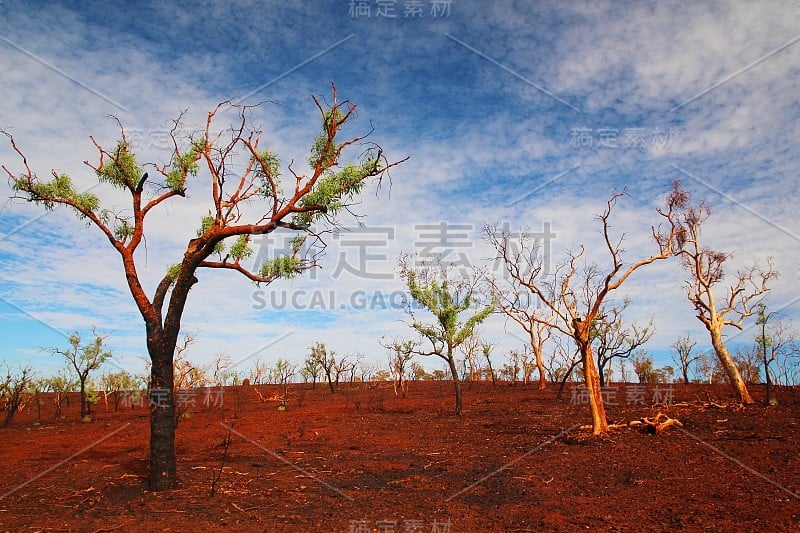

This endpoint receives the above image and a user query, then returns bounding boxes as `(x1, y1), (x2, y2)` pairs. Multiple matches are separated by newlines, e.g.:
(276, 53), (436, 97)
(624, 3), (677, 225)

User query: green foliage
(113, 219), (134, 241)
(196, 215), (225, 254)
(293, 159), (380, 228)
(166, 140), (203, 192)
(259, 255), (303, 279)
(98, 141), (142, 189)
(255, 148), (281, 198)
(13, 173), (100, 215)
(166, 264), (182, 285)
(229, 235), (253, 261)
(404, 268), (494, 359)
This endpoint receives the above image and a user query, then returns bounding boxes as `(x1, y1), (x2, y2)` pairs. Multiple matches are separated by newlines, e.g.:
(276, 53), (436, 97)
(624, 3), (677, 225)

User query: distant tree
(1, 364), (34, 427)
(458, 332), (484, 383)
(752, 303), (800, 402)
(4, 86), (403, 490)
(50, 331), (112, 419)
(44, 370), (76, 418)
(671, 335), (699, 384)
(674, 190), (777, 404)
(301, 352), (323, 388)
(631, 351), (655, 384)
(481, 342), (498, 386)
(210, 352), (234, 386)
(309, 342), (337, 394)
(400, 257), (494, 415)
(248, 358), (269, 385)
(409, 362), (430, 381)
(100, 370), (140, 411)
(381, 337), (416, 397)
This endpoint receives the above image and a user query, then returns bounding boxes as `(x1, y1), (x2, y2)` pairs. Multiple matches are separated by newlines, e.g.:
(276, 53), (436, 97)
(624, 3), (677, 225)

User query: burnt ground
(0, 381), (798, 532)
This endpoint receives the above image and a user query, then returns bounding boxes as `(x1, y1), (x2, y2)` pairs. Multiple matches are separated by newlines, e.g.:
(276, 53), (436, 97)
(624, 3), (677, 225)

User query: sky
(0, 0), (798, 381)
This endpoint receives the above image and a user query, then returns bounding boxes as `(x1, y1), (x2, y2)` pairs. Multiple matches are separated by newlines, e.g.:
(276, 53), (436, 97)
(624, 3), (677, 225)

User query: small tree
(309, 342), (337, 394)
(481, 342), (497, 386)
(50, 331), (112, 419)
(100, 370), (140, 411)
(631, 351), (655, 384)
(44, 370), (76, 418)
(381, 337), (416, 397)
(1, 365), (34, 428)
(671, 335), (699, 384)
(400, 257), (494, 415)
(301, 352), (323, 388)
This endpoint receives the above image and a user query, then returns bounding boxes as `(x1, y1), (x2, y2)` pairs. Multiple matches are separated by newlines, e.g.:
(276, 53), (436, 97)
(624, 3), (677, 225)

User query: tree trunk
(446, 354), (463, 415)
(531, 340), (547, 390)
(709, 326), (754, 404)
(79, 379), (87, 418)
(148, 340), (177, 491)
(581, 342), (608, 435)
(682, 366), (690, 385)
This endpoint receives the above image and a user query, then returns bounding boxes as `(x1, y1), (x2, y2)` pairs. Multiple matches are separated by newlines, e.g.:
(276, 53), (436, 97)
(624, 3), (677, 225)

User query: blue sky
(1, 0), (798, 379)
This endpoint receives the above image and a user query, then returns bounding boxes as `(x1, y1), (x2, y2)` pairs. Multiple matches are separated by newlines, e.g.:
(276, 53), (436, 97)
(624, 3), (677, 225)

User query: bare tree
(248, 358), (269, 385)
(3, 86), (404, 489)
(458, 333), (484, 382)
(381, 337), (416, 397)
(484, 228), (555, 389)
(1, 364), (34, 428)
(591, 300), (654, 387)
(674, 191), (777, 404)
(671, 335), (699, 384)
(486, 184), (685, 434)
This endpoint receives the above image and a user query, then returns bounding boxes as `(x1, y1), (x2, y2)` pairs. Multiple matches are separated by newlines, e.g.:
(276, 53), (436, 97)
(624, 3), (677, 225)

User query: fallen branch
(629, 412), (683, 434)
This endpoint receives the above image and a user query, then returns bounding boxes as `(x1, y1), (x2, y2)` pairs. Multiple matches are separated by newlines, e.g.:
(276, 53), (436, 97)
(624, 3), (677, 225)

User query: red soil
(0, 381), (798, 532)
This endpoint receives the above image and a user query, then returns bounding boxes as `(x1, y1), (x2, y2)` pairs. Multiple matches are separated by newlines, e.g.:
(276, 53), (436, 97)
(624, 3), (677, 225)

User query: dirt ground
(0, 380), (798, 532)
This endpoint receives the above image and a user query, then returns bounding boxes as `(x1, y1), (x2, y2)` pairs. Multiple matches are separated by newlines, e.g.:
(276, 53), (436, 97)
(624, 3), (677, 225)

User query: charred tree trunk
(148, 338), (177, 491)
(446, 353), (463, 415)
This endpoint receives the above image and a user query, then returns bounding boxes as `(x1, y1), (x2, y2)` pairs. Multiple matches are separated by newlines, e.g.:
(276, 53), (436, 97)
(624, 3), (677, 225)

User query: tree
(752, 303), (800, 403)
(100, 370), (140, 411)
(671, 335), (699, 384)
(380, 337), (416, 397)
(1, 364), (33, 428)
(590, 299), (654, 387)
(301, 352), (323, 388)
(50, 331), (112, 420)
(4, 86), (403, 489)
(481, 342), (497, 386)
(631, 351), (656, 384)
(248, 358), (269, 385)
(484, 231), (556, 389)
(486, 184), (685, 434)
(44, 370), (77, 418)
(457, 332), (484, 383)
(674, 191), (777, 404)
(309, 342), (337, 394)
(400, 257), (494, 415)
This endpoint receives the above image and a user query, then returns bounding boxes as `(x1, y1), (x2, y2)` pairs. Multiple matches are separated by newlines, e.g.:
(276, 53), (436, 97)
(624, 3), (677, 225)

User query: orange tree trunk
(710, 326), (755, 404)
